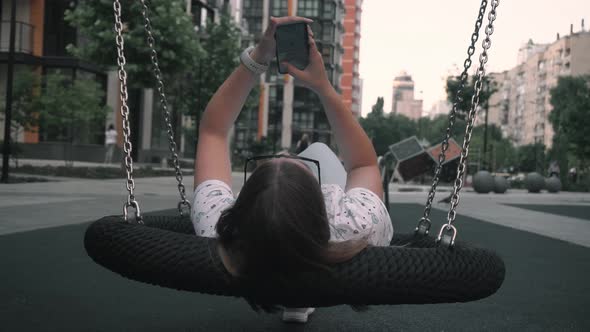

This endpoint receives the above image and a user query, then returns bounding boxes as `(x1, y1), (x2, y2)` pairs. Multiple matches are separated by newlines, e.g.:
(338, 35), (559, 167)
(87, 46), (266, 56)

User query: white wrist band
(239, 46), (269, 75)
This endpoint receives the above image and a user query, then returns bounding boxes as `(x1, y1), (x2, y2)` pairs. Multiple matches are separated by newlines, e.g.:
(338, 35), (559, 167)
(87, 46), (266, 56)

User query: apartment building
(340, 0), (362, 117)
(234, 0), (346, 153)
(487, 22), (590, 148)
(391, 71), (423, 120)
(0, 0), (105, 149)
(0, 0), (231, 162)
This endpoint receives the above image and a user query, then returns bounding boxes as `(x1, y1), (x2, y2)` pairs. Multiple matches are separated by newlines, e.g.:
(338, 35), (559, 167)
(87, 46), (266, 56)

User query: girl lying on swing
(192, 16), (393, 323)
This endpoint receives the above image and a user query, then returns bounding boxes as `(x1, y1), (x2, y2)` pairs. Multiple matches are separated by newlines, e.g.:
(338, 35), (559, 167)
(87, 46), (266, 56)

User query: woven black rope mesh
(85, 216), (505, 307)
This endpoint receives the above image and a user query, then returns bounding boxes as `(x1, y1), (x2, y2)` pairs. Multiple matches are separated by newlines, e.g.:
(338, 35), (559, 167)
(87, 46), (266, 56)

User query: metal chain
(416, 0), (489, 235)
(437, 0), (500, 246)
(139, 0), (191, 216)
(113, 0), (142, 223)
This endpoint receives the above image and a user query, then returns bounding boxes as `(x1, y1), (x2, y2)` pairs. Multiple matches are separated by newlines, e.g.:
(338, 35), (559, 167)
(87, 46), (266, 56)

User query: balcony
(0, 21), (34, 54)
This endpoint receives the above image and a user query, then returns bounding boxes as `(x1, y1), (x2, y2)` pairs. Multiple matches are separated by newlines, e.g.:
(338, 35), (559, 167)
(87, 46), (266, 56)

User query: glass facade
(37, 0), (108, 145)
(298, 0), (320, 17)
(236, 0), (345, 151)
(191, 0), (215, 31)
(43, 0), (76, 56)
(267, 85), (284, 151)
(271, 0), (289, 16)
(243, 0), (264, 37)
(292, 87), (331, 144)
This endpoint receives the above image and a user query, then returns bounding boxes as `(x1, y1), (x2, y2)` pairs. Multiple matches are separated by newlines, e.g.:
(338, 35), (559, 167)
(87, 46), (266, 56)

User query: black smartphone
(274, 22), (310, 74)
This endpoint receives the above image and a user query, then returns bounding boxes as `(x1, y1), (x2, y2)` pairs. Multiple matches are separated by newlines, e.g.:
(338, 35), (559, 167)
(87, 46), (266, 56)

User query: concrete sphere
(525, 172), (545, 193)
(493, 176), (509, 193)
(545, 176), (562, 193)
(473, 171), (494, 193)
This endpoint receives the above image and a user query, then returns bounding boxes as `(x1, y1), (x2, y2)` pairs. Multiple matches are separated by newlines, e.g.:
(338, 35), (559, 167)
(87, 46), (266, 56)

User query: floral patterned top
(191, 179), (393, 246)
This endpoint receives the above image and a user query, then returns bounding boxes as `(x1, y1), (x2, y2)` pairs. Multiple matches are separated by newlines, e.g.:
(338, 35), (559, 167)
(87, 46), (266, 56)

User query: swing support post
(1, 0), (17, 183)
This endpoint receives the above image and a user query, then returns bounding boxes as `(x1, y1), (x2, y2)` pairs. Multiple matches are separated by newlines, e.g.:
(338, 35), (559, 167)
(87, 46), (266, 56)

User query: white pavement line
(388, 191), (590, 248)
(0, 195), (184, 236)
(432, 202), (590, 248)
(0, 196), (94, 208)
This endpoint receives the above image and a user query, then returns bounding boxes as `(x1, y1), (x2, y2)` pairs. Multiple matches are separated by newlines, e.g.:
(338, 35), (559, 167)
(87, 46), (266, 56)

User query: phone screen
(275, 23), (309, 74)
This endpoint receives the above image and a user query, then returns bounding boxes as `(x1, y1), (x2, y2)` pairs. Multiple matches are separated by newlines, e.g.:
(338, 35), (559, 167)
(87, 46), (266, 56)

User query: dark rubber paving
(503, 203), (589, 221)
(1, 203), (589, 331)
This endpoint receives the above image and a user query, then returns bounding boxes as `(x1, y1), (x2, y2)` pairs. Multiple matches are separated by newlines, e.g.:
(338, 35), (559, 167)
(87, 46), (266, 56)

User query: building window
(319, 44), (334, 63)
(44, 0), (77, 56)
(298, 0), (320, 17)
(268, 85), (284, 132)
(293, 111), (314, 130)
(243, 0), (264, 15)
(271, 0), (289, 16)
(244, 17), (263, 35)
(191, 1), (215, 31)
(321, 22), (335, 40)
(266, 62), (279, 83)
(322, 2), (336, 19)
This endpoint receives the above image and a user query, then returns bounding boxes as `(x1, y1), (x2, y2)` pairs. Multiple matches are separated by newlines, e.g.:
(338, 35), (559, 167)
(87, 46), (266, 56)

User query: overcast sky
(359, 0), (590, 116)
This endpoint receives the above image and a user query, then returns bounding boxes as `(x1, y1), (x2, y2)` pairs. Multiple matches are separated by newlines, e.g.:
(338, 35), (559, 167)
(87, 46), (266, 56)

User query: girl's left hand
(250, 16), (313, 64)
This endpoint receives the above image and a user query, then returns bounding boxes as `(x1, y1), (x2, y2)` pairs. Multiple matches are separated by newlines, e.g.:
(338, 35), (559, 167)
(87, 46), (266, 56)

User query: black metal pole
(272, 106), (279, 154)
(482, 81), (490, 171)
(1, 0), (17, 183)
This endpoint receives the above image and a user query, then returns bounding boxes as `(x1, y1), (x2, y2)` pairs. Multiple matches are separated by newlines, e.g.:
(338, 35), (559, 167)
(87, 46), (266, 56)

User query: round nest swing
(85, 0), (505, 308)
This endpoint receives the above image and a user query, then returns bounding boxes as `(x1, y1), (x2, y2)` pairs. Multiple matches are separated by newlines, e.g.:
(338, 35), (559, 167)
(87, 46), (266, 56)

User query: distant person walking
(548, 161), (560, 178)
(104, 124), (117, 164)
(295, 133), (310, 154)
(569, 167), (578, 183)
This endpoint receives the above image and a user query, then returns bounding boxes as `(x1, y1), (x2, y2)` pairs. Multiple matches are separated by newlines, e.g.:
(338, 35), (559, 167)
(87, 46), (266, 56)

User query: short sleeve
(322, 184), (393, 246)
(191, 180), (235, 237)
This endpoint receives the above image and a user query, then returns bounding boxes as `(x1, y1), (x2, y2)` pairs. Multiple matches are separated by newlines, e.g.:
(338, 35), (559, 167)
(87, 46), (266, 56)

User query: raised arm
(281, 28), (382, 198)
(194, 16), (312, 188)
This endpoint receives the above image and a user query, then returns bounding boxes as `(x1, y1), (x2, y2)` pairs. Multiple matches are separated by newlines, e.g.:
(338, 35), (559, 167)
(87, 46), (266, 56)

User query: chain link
(438, 0), (500, 245)
(417, 0), (489, 234)
(139, 0), (191, 216)
(114, 0), (142, 223)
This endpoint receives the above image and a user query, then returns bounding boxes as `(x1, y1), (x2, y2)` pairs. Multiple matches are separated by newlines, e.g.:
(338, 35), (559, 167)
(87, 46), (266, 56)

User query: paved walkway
(1, 173), (589, 248)
(2, 172), (590, 331)
(10, 158), (193, 170)
(390, 189), (590, 247)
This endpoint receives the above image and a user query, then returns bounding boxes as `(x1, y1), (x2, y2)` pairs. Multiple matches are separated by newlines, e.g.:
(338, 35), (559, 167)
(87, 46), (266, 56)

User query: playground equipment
(545, 176), (562, 193)
(473, 170), (494, 193)
(84, 0), (504, 308)
(525, 172), (545, 193)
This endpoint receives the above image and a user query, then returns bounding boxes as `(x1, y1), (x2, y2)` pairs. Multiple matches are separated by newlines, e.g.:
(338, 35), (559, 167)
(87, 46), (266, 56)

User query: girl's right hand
(282, 26), (332, 95)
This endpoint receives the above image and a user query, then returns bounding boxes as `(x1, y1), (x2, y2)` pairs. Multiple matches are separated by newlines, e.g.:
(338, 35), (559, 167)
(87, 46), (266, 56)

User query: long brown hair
(216, 158), (367, 310)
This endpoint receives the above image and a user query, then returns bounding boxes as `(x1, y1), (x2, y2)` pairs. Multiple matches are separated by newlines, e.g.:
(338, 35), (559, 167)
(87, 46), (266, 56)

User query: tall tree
(415, 114), (467, 146)
(66, 2), (244, 151)
(549, 76), (590, 174)
(0, 68), (39, 133)
(371, 97), (384, 116)
(515, 143), (546, 173)
(65, 0), (203, 87)
(445, 76), (497, 120)
(0, 68), (40, 166)
(34, 72), (110, 165)
(360, 97), (417, 155)
(182, 13), (243, 152)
